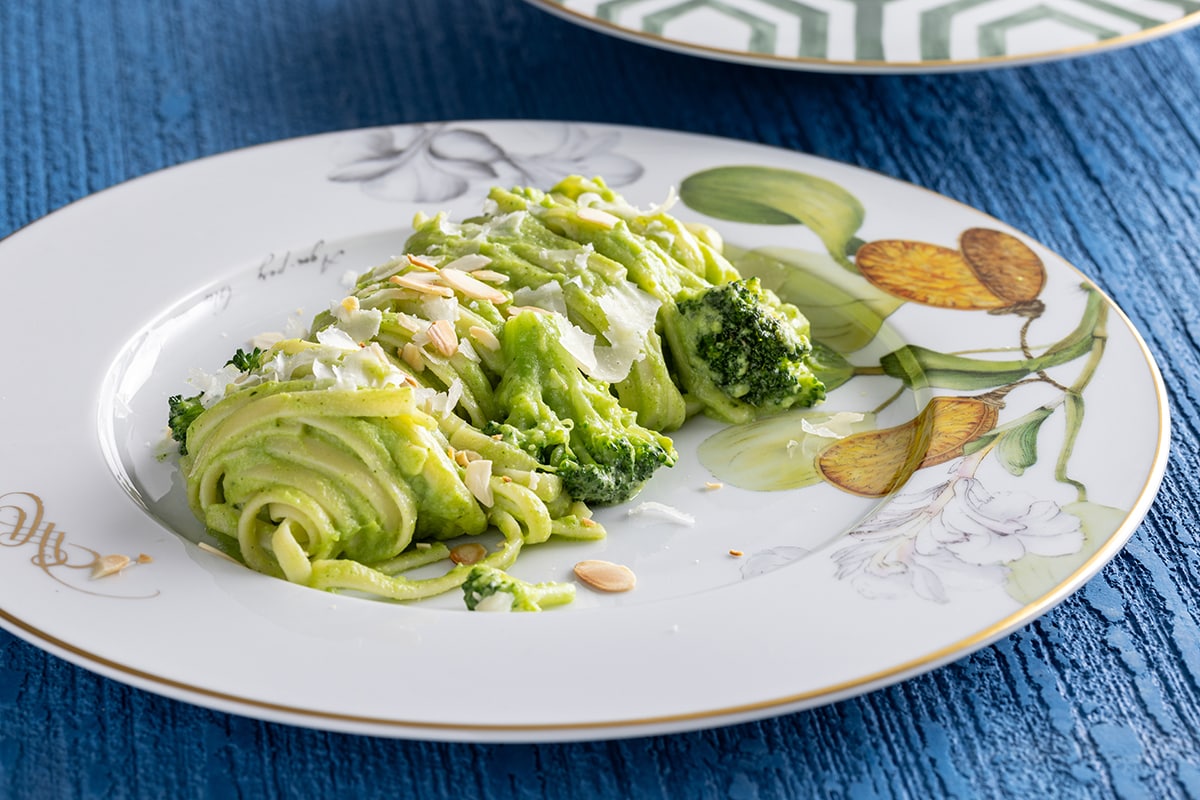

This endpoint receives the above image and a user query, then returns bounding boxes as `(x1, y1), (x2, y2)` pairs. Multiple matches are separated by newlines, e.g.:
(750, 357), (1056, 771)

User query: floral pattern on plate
(328, 122), (643, 202)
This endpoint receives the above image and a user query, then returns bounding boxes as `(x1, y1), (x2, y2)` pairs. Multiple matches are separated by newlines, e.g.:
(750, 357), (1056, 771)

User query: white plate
(0, 121), (1168, 741)
(525, 0), (1200, 72)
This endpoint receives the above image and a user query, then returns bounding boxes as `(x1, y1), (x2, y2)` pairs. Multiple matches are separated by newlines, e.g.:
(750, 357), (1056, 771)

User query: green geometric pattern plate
(527, 0), (1200, 72)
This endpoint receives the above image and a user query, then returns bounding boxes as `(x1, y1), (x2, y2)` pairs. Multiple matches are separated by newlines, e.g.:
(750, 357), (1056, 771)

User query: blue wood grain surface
(3, 1), (1199, 797)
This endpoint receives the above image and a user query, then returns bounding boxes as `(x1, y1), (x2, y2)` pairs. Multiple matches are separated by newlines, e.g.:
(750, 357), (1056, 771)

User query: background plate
(524, 0), (1200, 73)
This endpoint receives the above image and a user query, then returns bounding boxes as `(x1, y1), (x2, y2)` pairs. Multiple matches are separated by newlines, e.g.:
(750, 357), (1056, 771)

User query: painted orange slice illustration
(817, 397), (1000, 497)
(959, 228), (1046, 305)
(855, 240), (1009, 310)
(855, 229), (1047, 311)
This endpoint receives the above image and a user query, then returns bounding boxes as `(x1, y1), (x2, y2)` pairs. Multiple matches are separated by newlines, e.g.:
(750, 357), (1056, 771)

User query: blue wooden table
(3, 1), (1199, 797)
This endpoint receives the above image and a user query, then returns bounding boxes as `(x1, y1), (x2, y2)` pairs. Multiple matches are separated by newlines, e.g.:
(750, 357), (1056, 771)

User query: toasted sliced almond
(393, 312), (424, 333)
(577, 207), (621, 228)
(427, 319), (459, 357)
(406, 253), (439, 271)
(574, 559), (636, 593)
(469, 269), (509, 284)
(453, 449), (481, 467)
(728, 549), (744, 557)
(449, 542), (488, 566)
(91, 554), (131, 579)
(440, 268), (508, 303)
(704, 481), (724, 491)
(400, 342), (426, 371)
(505, 305), (552, 317)
(389, 272), (454, 297)
(197, 541), (241, 565)
(468, 325), (501, 352)
(137, 553), (153, 564)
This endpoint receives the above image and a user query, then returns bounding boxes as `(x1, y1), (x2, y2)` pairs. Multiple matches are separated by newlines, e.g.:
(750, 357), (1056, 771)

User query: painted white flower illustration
(829, 464), (1084, 603)
(328, 123), (643, 202)
(741, 452), (1087, 603)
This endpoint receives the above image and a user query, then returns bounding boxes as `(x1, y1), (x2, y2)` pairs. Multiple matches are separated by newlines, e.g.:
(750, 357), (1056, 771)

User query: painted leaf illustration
(1005, 501), (1127, 605)
(879, 286), (1105, 390)
(966, 406), (1054, 477)
(727, 245), (903, 353)
(807, 342), (855, 393)
(679, 166), (865, 269)
(880, 345), (1045, 390)
(818, 397), (999, 497)
(428, 129), (507, 162)
(698, 410), (875, 491)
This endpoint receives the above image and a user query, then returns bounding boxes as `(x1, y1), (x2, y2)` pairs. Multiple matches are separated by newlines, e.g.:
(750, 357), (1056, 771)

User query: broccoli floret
(462, 564), (575, 611)
(665, 278), (825, 423)
(225, 347), (265, 372)
(166, 348), (269, 455)
(524, 178), (826, 424)
(485, 310), (677, 506)
(167, 393), (206, 454)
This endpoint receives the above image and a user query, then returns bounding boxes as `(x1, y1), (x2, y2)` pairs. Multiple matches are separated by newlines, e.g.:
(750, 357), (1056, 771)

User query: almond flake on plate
(574, 560), (636, 593)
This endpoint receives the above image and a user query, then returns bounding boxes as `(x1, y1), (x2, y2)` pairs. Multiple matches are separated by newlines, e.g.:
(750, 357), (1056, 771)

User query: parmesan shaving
(464, 459), (494, 507)
(474, 591), (514, 612)
(626, 502), (696, 526)
(421, 295), (459, 322)
(642, 185), (679, 216)
(443, 253), (492, 272)
(512, 282), (568, 316)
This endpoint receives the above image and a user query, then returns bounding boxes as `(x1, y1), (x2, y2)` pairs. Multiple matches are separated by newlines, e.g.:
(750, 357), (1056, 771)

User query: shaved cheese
(481, 210), (526, 237)
(576, 191), (604, 208)
(533, 244), (594, 274)
(512, 282), (568, 316)
(589, 281), (661, 383)
(626, 502), (695, 526)
(427, 379), (464, 418)
(315, 326), (359, 351)
(800, 412), (868, 439)
(552, 313), (597, 374)
(642, 186), (679, 216)
(330, 299), (383, 343)
(188, 364), (242, 408)
(443, 253), (491, 272)
(421, 295), (459, 322)
(369, 256), (408, 281)
(456, 338), (481, 362)
(249, 331), (285, 350)
(464, 459), (494, 507)
(474, 591), (514, 612)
